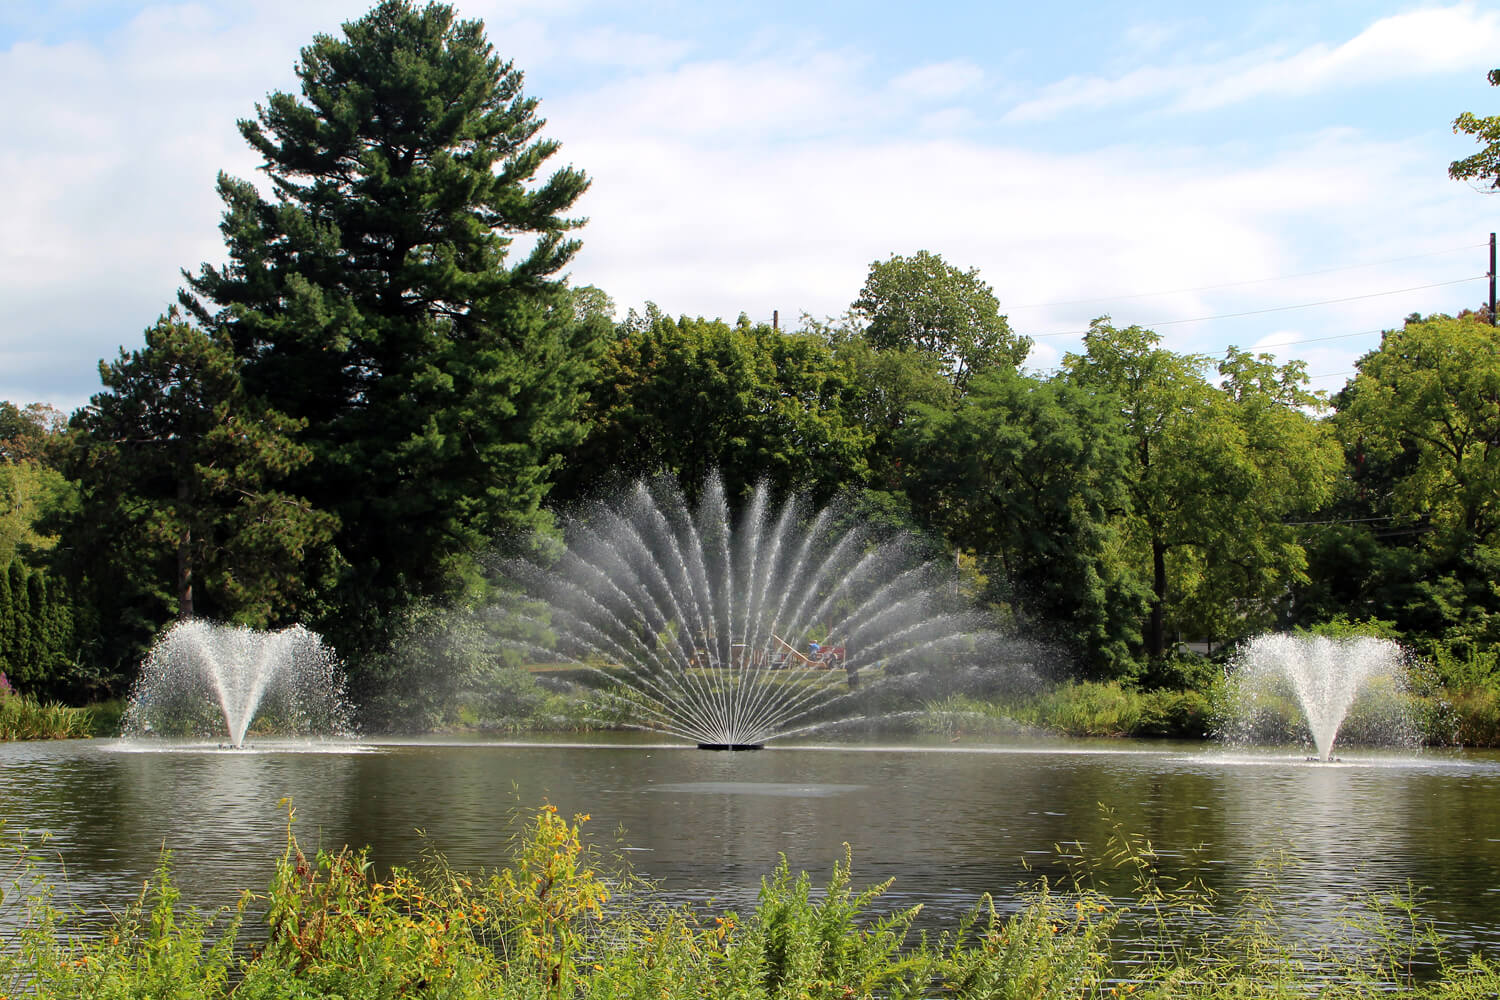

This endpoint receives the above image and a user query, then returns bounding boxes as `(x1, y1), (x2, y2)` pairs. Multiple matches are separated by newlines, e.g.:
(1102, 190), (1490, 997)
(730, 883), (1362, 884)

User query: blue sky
(2, 0), (1497, 411)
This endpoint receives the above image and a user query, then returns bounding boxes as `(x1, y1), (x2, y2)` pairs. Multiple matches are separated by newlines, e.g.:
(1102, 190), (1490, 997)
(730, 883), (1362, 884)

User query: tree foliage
(559, 314), (870, 505)
(1338, 316), (1500, 550)
(1064, 321), (1340, 657)
(0, 404), (81, 697)
(177, 0), (602, 658)
(902, 367), (1148, 674)
(0, 402), (74, 567)
(1450, 68), (1500, 190)
(1323, 315), (1500, 650)
(30, 21), (1500, 703)
(69, 312), (338, 631)
(851, 251), (1030, 390)
(0, 558), (76, 697)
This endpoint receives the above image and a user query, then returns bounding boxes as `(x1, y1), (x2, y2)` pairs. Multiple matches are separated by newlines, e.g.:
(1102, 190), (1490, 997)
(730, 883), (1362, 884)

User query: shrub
(1134, 652), (1221, 692)
(1134, 689), (1214, 739)
(1446, 687), (1500, 747)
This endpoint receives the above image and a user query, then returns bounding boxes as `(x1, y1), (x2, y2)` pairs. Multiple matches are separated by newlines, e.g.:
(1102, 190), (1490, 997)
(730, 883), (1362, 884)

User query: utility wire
(1010, 242), (1488, 310)
(1256, 328), (1382, 348)
(1029, 275), (1487, 339)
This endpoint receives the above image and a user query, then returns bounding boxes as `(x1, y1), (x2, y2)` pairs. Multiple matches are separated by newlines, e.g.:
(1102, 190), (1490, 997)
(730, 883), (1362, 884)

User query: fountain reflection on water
(121, 620), (355, 748)
(501, 475), (1035, 749)
(1225, 633), (1416, 762)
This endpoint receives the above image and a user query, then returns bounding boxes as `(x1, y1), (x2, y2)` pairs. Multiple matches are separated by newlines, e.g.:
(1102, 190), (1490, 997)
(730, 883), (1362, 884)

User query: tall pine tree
(179, 0), (600, 657)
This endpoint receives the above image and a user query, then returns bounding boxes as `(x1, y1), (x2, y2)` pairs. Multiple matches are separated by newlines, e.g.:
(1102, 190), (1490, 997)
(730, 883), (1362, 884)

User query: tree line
(4, 0), (1500, 718)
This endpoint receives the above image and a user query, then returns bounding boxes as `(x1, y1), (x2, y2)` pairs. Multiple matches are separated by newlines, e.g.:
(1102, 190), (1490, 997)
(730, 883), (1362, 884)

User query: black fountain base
(697, 743), (765, 751)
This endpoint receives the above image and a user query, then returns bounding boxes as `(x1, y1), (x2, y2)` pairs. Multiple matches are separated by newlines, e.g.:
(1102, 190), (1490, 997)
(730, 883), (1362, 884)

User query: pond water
(3, 733), (1500, 955)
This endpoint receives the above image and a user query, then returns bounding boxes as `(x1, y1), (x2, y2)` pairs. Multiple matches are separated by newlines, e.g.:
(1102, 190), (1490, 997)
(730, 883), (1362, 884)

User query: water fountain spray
(122, 620), (354, 747)
(501, 474), (1021, 748)
(1226, 633), (1413, 761)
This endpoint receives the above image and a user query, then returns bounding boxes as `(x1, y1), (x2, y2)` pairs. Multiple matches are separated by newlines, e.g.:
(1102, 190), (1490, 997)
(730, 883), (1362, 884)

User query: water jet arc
(502, 473), (1027, 748)
(1227, 633), (1411, 760)
(122, 620), (353, 747)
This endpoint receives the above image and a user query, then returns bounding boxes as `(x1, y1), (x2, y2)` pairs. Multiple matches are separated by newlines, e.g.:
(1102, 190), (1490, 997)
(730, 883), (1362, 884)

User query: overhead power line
(1029, 275), (1487, 339)
(1264, 328), (1382, 348)
(1010, 242), (1488, 310)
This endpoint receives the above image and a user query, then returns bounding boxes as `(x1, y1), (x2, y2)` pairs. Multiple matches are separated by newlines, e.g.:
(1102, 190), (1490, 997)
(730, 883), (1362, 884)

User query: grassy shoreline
(424, 674), (1500, 750)
(28, 672), (1500, 749)
(0, 688), (93, 740)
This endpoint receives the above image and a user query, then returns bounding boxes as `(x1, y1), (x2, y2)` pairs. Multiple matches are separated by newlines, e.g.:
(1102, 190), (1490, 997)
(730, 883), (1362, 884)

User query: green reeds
(0, 689), (93, 741)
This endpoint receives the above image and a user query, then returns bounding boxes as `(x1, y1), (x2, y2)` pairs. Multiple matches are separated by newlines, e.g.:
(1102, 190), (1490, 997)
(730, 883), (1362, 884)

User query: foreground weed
(725, 846), (931, 1000)
(242, 800), (504, 999)
(5, 803), (1500, 1000)
(943, 884), (1117, 1000)
(487, 803), (611, 995)
(1, 823), (240, 1000)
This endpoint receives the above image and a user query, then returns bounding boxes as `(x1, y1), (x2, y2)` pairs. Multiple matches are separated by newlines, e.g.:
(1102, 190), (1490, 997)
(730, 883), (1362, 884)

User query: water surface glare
(4, 736), (1500, 954)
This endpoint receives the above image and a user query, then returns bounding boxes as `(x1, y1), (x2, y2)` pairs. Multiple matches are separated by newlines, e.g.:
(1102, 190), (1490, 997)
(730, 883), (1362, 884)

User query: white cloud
(916, 107), (977, 133)
(0, 2), (322, 405)
(2, 1), (1492, 409)
(1003, 63), (1187, 123)
(565, 25), (693, 69)
(890, 59), (984, 101)
(1177, 3), (1500, 111)
(1120, 20), (1189, 58)
(552, 47), (872, 141)
(1004, 2), (1500, 122)
(561, 109), (1481, 391)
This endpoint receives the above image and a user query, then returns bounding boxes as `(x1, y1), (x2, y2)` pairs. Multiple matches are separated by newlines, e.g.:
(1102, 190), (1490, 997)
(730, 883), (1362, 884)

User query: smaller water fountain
(1226, 633), (1414, 761)
(122, 620), (354, 747)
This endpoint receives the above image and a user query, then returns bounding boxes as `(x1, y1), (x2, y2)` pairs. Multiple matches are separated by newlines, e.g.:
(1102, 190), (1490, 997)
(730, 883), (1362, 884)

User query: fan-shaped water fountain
(121, 620), (354, 747)
(501, 475), (1030, 749)
(1225, 633), (1414, 761)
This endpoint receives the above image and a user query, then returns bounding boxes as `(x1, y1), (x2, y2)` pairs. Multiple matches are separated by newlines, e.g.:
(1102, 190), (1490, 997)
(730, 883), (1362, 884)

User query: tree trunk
(1147, 536), (1167, 658)
(176, 478), (194, 619)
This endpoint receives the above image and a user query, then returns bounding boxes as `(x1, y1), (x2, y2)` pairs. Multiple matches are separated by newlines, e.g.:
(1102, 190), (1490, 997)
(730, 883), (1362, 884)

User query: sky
(2, 0), (1498, 412)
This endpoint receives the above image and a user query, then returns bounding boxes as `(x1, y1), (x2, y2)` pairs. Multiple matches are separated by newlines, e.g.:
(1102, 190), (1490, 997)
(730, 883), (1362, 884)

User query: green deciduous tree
(901, 367), (1149, 674)
(1179, 348), (1342, 640)
(1064, 321), (1340, 658)
(1330, 315), (1500, 649)
(1451, 68), (1500, 190)
(1339, 316), (1500, 549)
(851, 251), (1030, 391)
(177, 0), (601, 659)
(0, 402), (66, 463)
(0, 402), (74, 567)
(559, 314), (869, 505)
